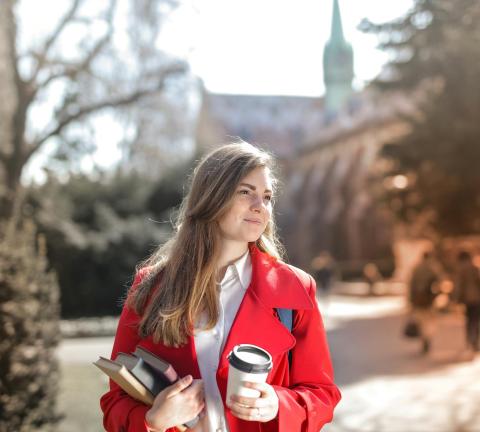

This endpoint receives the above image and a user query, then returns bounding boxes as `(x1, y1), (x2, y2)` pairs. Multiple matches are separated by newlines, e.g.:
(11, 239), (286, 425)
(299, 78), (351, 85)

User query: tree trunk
(0, 0), (20, 222)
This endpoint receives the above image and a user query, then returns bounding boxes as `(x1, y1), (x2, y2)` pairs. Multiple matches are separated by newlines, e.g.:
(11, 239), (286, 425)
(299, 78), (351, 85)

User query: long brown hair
(127, 142), (284, 346)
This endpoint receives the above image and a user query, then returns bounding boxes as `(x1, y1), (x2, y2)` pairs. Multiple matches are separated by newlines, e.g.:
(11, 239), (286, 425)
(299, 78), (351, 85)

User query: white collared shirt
(192, 251), (252, 432)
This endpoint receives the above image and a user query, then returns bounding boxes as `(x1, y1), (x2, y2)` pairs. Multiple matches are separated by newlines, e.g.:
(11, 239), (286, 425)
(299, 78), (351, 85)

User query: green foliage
(362, 0), (480, 236)
(26, 167), (188, 318)
(0, 221), (61, 431)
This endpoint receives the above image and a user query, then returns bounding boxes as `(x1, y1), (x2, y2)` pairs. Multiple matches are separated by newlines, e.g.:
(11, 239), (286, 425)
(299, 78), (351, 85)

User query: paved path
(57, 336), (114, 364)
(321, 295), (480, 432)
(57, 294), (480, 432)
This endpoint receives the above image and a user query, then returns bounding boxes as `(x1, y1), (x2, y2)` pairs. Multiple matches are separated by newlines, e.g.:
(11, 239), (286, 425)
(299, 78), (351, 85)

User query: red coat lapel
(248, 244), (314, 310)
(215, 246), (314, 410)
(216, 245), (313, 373)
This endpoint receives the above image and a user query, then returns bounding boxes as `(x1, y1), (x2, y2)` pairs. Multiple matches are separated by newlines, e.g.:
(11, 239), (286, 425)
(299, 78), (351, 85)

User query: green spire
(331, 0), (345, 44)
(323, 0), (354, 112)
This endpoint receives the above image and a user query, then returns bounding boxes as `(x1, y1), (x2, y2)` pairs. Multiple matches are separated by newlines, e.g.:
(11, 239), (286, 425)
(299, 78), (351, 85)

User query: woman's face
(218, 166), (273, 246)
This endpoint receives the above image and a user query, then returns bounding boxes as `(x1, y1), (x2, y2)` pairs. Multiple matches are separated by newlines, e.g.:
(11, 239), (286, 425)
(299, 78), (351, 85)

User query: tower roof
(323, 0), (354, 111)
(330, 0), (345, 45)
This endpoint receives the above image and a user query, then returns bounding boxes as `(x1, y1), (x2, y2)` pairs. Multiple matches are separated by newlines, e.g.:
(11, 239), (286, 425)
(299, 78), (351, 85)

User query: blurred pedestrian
(311, 251), (335, 297)
(408, 252), (439, 354)
(454, 251), (480, 353)
(363, 262), (381, 296)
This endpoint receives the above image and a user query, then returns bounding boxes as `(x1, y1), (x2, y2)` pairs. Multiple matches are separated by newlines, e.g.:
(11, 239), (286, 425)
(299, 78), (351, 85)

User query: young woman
(100, 142), (341, 432)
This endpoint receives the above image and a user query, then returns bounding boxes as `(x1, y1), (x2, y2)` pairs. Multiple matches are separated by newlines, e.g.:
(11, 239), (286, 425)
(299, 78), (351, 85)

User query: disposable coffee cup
(227, 344), (272, 400)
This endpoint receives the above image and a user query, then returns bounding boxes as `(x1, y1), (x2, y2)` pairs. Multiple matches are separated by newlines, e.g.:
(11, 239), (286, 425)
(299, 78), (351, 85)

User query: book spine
(161, 365), (179, 383)
(130, 359), (168, 396)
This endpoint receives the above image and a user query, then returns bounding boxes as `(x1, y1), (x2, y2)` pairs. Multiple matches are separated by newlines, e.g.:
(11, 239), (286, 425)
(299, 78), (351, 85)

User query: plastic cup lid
(227, 344), (273, 373)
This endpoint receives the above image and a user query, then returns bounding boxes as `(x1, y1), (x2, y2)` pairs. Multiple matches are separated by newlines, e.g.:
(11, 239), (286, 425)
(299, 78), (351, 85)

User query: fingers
(227, 382), (279, 422)
(192, 400), (206, 417)
(229, 394), (269, 408)
(198, 406), (207, 419)
(227, 400), (271, 422)
(242, 381), (270, 395)
(175, 378), (205, 412)
(183, 380), (205, 418)
(229, 403), (261, 421)
(228, 381), (273, 408)
(185, 379), (205, 405)
(166, 374), (193, 397)
(183, 379), (204, 396)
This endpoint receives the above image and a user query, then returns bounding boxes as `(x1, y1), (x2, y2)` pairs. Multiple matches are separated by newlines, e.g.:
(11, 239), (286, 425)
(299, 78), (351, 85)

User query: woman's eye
(264, 195), (272, 202)
(238, 189), (250, 195)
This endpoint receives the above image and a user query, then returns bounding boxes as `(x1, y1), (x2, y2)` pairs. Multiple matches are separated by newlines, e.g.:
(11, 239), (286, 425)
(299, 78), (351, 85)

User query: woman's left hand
(227, 381), (279, 422)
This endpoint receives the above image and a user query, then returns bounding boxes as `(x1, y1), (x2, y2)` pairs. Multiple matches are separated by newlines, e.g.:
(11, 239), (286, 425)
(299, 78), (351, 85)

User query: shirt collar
(220, 250), (252, 291)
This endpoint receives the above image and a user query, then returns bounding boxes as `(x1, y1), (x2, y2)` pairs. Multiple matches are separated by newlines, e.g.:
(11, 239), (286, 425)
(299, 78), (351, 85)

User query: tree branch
(38, 27), (113, 89)
(30, 0), (83, 83)
(30, 0), (117, 98)
(5, 0), (28, 159)
(26, 63), (186, 163)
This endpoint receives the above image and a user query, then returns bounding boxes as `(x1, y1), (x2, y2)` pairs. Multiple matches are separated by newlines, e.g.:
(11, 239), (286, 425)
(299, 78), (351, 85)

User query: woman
(100, 142), (341, 432)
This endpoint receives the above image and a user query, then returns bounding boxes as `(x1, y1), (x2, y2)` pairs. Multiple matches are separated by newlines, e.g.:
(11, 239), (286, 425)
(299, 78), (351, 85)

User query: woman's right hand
(145, 375), (204, 432)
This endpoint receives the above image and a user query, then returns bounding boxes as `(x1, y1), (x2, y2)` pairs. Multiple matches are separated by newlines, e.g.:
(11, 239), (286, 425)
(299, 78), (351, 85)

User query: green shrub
(0, 221), (61, 431)
(26, 168), (187, 318)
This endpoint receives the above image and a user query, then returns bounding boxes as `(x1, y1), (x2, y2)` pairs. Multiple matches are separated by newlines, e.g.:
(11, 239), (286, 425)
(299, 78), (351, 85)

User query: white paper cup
(227, 344), (272, 400)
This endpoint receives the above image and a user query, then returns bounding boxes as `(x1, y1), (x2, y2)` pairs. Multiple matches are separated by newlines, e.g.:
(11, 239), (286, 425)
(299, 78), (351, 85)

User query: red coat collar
(248, 243), (314, 310)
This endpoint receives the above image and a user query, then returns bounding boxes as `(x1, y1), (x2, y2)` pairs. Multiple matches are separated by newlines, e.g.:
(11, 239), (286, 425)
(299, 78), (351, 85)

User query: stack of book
(94, 346), (199, 430)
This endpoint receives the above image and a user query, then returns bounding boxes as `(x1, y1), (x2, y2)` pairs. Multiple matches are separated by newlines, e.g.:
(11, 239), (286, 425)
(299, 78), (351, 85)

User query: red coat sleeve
(99, 271), (177, 432)
(270, 275), (341, 432)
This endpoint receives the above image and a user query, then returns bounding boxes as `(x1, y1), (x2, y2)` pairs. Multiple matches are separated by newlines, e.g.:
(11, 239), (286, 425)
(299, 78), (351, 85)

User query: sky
(18, 0), (415, 179)
(160, 0), (414, 96)
(18, 0), (415, 97)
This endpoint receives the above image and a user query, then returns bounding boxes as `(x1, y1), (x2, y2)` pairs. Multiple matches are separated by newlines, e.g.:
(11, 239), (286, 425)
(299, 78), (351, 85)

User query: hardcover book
(134, 346), (179, 383)
(94, 346), (199, 431)
(94, 356), (154, 405)
(115, 353), (167, 396)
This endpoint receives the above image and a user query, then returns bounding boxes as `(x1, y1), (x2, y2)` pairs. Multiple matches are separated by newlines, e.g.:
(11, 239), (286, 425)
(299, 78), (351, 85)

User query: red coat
(100, 245), (341, 432)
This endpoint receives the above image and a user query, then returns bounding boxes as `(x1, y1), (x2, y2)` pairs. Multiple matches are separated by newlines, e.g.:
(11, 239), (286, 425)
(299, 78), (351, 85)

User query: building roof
(201, 92), (326, 156)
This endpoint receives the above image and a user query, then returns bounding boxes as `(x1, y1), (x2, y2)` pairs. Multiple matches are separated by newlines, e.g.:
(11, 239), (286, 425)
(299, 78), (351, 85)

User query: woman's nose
(250, 195), (263, 212)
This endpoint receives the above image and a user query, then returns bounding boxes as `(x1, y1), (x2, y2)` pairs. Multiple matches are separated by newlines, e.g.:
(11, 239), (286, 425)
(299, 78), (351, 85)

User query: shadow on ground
(327, 311), (470, 387)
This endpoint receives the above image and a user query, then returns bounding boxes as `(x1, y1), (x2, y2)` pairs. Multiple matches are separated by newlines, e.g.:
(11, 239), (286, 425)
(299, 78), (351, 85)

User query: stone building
(277, 93), (411, 273)
(196, 0), (414, 277)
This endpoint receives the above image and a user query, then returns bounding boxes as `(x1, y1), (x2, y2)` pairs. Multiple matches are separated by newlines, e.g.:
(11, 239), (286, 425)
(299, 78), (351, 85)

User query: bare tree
(0, 0), (19, 218)
(0, 0), (187, 222)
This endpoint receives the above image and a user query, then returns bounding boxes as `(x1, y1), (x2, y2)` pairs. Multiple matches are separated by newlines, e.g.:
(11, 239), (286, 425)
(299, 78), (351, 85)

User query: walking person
(311, 251), (335, 308)
(100, 142), (341, 431)
(363, 262), (382, 296)
(454, 251), (480, 354)
(408, 252), (439, 354)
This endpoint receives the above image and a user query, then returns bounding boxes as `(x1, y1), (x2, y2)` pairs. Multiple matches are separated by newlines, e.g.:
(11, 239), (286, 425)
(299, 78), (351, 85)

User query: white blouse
(192, 251), (252, 432)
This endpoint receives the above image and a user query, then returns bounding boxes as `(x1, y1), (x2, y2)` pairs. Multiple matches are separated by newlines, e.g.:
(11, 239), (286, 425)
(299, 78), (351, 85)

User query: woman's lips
(244, 218), (262, 225)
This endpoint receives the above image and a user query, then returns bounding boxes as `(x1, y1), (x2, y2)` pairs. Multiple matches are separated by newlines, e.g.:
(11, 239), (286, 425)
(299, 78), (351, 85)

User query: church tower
(323, 0), (354, 113)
